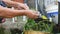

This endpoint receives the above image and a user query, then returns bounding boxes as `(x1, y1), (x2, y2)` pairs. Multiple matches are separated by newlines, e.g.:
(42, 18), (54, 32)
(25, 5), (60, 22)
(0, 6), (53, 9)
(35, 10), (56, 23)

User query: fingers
(19, 3), (29, 10)
(21, 4), (29, 10)
(26, 10), (39, 19)
(32, 14), (39, 19)
(24, 4), (29, 10)
(18, 3), (39, 19)
(32, 12), (39, 19)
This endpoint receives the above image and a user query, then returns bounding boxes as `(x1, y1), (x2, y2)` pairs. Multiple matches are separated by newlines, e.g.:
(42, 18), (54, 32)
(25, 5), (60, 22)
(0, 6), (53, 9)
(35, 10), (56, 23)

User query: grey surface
(52, 14), (58, 24)
(2, 16), (27, 30)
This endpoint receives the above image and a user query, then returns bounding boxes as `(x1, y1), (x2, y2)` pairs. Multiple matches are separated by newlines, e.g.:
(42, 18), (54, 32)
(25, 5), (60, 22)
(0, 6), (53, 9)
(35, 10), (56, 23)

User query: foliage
(24, 18), (55, 33)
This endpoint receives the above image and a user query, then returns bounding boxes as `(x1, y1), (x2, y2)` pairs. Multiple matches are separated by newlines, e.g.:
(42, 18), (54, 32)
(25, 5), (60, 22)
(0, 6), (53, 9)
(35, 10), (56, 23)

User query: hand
(25, 10), (39, 19)
(16, 3), (29, 10)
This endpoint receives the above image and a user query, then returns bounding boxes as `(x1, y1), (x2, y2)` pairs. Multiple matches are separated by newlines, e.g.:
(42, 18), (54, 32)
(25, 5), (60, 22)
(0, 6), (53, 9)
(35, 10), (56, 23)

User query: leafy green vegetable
(24, 18), (55, 33)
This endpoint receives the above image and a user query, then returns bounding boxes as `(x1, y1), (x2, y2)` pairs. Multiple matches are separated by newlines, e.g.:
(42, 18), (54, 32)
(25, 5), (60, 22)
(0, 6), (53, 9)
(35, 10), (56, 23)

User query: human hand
(16, 3), (29, 10)
(25, 10), (39, 19)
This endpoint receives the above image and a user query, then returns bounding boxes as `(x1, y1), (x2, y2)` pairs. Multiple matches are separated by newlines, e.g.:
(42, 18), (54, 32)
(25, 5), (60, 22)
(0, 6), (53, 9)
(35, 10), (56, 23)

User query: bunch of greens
(24, 18), (55, 33)
(0, 26), (5, 34)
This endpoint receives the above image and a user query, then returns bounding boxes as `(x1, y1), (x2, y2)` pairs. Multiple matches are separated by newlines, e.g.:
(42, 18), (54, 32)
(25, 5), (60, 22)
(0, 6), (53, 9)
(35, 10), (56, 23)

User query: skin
(0, 0), (39, 29)
(2, 0), (29, 10)
(0, 0), (38, 19)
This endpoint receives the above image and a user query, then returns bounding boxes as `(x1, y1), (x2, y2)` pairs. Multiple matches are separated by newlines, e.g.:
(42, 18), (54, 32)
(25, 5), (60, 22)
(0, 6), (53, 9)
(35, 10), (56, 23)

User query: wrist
(18, 10), (27, 16)
(23, 10), (28, 16)
(24, 10), (30, 16)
